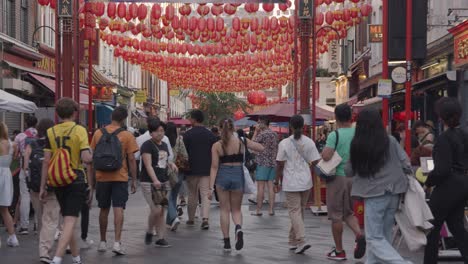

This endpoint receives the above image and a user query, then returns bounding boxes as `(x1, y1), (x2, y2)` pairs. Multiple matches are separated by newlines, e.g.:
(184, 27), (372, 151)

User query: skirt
(0, 168), (13, 206)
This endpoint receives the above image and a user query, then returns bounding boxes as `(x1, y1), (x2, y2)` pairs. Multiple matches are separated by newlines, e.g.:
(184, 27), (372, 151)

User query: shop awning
(90, 66), (117, 87)
(26, 73), (90, 106)
(96, 103), (114, 126)
(247, 102), (334, 122)
(0, 89), (37, 113)
(2, 60), (53, 77)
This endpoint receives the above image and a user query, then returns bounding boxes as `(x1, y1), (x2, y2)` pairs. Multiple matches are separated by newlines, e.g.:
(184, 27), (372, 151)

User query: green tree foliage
(189, 91), (251, 127)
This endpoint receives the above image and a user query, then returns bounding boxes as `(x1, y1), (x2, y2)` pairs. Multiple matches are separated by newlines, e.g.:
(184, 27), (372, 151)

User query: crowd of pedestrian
(0, 96), (467, 264)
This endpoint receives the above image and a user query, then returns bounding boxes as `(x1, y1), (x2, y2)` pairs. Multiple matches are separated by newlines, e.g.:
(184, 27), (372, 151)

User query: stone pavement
(0, 190), (463, 264)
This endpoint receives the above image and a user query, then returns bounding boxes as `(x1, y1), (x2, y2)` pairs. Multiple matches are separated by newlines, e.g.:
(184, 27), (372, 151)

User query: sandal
(250, 212), (263, 216)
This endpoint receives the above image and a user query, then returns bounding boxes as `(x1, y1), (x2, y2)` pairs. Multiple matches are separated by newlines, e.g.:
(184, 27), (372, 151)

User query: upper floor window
(1, 0), (15, 37)
(20, 0), (28, 43)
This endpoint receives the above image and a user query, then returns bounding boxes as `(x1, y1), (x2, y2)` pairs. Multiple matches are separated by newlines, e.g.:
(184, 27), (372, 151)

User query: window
(20, 0), (28, 43)
(1, 0), (15, 37)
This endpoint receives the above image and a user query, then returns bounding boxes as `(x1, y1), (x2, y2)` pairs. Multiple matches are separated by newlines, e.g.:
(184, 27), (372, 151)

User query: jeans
(19, 169), (30, 229)
(166, 173), (184, 225)
(364, 193), (407, 264)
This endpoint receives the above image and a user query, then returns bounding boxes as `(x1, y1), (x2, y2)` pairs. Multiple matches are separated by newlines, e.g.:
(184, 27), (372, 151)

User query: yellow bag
(47, 126), (77, 187)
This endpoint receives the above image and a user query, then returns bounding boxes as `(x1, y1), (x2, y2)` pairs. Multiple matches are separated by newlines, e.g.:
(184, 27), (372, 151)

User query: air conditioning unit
(2, 78), (33, 94)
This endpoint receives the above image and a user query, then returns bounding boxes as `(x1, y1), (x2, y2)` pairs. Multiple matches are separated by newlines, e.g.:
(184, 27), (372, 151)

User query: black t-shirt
(140, 139), (169, 183)
(183, 126), (217, 176)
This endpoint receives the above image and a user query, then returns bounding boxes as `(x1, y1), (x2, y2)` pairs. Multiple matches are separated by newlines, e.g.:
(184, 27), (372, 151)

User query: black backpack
(93, 128), (125, 171)
(27, 139), (45, 193)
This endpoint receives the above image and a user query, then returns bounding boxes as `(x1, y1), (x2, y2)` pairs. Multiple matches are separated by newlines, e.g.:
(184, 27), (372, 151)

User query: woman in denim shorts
(208, 119), (264, 252)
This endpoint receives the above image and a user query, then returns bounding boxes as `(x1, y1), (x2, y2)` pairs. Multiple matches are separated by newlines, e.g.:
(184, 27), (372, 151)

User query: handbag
(241, 137), (257, 194)
(316, 131), (342, 182)
(240, 136), (257, 172)
(167, 166), (179, 188)
(151, 185), (169, 206)
(174, 138), (190, 172)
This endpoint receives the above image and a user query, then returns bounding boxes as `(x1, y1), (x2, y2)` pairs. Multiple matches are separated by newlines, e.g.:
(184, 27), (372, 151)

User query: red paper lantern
(107, 2), (116, 18)
(117, 3), (126, 19)
(232, 17), (240, 31)
(325, 11), (334, 25)
(197, 5), (210, 16)
(151, 4), (162, 20)
(49, 0), (56, 9)
(361, 4), (372, 17)
(211, 5), (223, 16)
(166, 5), (175, 20)
(247, 90), (267, 105)
(234, 110), (246, 120)
(315, 12), (324, 25)
(138, 4), (147, 21)
(129, 3), (138, 19)
(262, 3), (274, 12)
(216, 17), (224, 32)
(223, 4), (236, 15)
(38, 0), (49, 6)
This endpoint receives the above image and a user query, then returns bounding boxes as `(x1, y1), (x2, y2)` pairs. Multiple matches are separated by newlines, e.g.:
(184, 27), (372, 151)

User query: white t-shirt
(276, 135), (321, 192)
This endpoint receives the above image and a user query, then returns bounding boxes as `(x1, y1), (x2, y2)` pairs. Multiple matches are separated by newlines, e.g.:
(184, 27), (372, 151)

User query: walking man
(252, 116), (278, 216)
(40, 98), (93, 264)
(14, 115), (38, 235)
(321, 104), (366, 260)
(183, 110), (217, 230)
(91, 106), (139, 255)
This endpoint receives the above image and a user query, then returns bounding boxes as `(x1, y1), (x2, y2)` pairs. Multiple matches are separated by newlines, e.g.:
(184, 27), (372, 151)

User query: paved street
(0, 190), (463, 264)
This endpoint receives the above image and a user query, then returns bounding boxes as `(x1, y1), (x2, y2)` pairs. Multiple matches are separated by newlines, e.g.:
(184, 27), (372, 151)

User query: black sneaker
(201, 219), (209, 230)
(177, 205), (184, 217)
(354, 235), (366, 259)
(223, 238), (231, 252)
(155, 239), (171, 248)
(235, 225), (244, 251)
(145, 232), (153, 245)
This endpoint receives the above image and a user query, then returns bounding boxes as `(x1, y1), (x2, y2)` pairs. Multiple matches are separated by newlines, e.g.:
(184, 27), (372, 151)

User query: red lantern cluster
(234, 110), (246, 120)
(247, 91), (267, 105)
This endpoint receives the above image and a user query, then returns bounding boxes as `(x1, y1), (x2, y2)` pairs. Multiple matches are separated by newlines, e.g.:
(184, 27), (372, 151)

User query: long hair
(290, 115), (304, 140)
(37, 118), (55, 138)
(0, 123), (8, 140)
(436, 97), (462, 128)
(350, 109), (389, 178)
(219, 118), (234, 148)
(166, 122), (178, 147)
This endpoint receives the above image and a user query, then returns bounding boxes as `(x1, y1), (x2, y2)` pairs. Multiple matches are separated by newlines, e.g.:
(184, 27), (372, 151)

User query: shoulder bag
(315, 131), (342, 182)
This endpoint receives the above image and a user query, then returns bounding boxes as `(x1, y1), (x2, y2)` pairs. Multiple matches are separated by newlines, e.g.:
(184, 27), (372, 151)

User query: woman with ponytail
(274, 115), (321, 254)
(209, 118), (264, 252)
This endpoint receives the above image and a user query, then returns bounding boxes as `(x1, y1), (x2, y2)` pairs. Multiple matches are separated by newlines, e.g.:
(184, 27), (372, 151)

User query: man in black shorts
(40, 98), (94, 264)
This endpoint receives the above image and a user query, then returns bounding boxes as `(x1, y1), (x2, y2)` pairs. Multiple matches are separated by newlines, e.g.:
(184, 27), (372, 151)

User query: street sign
(377, 79), (392, 98)
(135, 91), (147, 103)
(58, 0), (73, 18)
(391, 66), (406, 84)
(328, 41), (341, 73)
(368, 24), (383, 43)
(299, 0), (313, 18)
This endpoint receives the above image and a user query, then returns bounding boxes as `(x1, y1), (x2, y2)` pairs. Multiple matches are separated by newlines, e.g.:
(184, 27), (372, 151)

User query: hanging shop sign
(377, 79), (392, 98)
(327, 41), (341, 73)
(79, 30), (100, 66)
(391, 66), (406, 84)
(299, 0), (313, 18)
(368, 24), (383, 43)
(169, 90), (180, 97)
(57, 0), (72, 18)
(135, 90), (147, 103)
(448, 21), (468, 68)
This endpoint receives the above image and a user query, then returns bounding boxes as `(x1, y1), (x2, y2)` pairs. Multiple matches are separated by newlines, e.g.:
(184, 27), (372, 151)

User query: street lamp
(32, 26), (57, 48)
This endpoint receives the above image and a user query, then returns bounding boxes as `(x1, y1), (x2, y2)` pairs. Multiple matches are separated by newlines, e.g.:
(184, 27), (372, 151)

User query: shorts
(141, 182), (170, 208)
(55, 183), (87, 217)
(96, 181), (129, 209)
(215, 165), (243, 191)
(255, 165), (276, 181)
(326, 176), (355, 222)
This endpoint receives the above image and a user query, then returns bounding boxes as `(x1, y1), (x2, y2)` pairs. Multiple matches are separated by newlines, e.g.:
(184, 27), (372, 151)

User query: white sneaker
(112, 242), (126, 256)
(7, 235), (19, 247)
(80, 238), (94, 249)
(171, 218), (180, 231)
(54, 231), (61, 241)
(97, 241), (107, 252)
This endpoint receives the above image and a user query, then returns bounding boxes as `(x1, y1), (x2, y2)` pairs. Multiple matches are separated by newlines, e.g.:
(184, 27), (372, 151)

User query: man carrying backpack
(40, 98), (93, 264)
(14, 115), (38, 235)
(91, 106), (139, 256)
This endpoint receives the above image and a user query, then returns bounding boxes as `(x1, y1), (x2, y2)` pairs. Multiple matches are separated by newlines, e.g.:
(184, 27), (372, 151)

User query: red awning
(27, 73), (90, 106)
(248, 103), (334, 121)
(169, 118), (191, 126)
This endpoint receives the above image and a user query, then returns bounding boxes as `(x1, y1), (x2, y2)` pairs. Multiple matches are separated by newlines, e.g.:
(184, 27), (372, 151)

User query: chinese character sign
(58, 0), (73, 18)
(299, 0), (313, 18)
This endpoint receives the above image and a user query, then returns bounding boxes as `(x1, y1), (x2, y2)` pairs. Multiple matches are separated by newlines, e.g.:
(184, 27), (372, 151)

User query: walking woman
(165, 122), (188, 231)
(274, 115), (321, 254)
(424, 97), (468, 264)
(140, 119), (177, 248)
(209, 119), (264, 251)
(346, 109), (410, 263)
(0, 122), (19, 247)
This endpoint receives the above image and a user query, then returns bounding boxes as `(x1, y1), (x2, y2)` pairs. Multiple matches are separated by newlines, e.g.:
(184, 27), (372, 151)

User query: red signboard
(79, 29), (100, 66)
(369, 24), (383, 43)
(449, 21), (468, 68)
